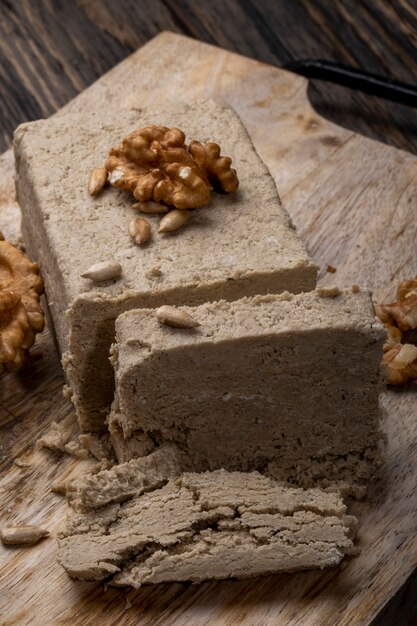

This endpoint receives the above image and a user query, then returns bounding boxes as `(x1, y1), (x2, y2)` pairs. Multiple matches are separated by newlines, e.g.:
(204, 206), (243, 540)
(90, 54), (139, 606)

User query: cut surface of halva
(58, 467), (357, 585)
(14, 99), (317, 431)
(112, 288), (385, 496)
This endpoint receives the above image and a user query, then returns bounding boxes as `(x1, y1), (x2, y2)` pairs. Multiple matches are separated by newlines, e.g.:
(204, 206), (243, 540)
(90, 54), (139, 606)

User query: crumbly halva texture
(14, 99), (317, 431)
(68, 445), (182, 511)
(58, 469), (357, 585)
(51, 458), (113, 497)
(107, 394), (155, 464)
(113, 288), (385, 497)
(37, 413), (115, 461)
(37, 413), (77, 453)
(78, 433), (115, 461)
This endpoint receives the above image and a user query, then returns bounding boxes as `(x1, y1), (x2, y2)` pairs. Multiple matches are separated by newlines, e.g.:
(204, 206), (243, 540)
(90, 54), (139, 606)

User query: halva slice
(58, 469), (357, 585)
(112, 288), (385, 496)
(14, 99), (317, 431)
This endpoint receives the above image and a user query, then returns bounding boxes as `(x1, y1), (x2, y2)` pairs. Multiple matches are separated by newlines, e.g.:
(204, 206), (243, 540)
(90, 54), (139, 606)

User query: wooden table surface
(0, 2), (416, 625)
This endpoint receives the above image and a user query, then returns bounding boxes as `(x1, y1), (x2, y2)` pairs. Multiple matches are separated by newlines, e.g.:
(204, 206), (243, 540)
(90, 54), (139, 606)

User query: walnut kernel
(376, 274), (417, 385)
(0, 239), (44, 370)
(105, 125), (238, 210)
(382, 343), (417, 385)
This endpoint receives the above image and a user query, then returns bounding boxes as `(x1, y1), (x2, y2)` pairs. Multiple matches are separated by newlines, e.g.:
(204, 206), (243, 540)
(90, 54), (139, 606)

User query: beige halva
(58, 462), (357, 585)
(14, 100), (317, 432)
(14, 99), (384, 585)
(111, 289), (383, 497)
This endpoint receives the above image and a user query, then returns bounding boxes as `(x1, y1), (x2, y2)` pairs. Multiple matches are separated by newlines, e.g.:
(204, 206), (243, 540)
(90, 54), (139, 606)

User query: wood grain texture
(1, 0), (417, 155)
(0, 32), (416, 626)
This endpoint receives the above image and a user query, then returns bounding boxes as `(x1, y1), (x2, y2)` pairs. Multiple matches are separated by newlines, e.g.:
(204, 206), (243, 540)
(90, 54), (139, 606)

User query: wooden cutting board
(0, 32), (416, 626)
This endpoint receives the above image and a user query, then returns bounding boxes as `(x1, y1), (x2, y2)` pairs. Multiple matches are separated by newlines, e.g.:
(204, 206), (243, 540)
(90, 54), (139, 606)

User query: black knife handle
(283, 59), (417, 108)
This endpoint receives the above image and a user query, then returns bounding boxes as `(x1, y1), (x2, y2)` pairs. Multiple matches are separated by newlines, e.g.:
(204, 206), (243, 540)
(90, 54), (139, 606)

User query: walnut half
(105, 125), (238, 210)
(382, 344), (417, 385)
(0, 238), (44, 371)
(375, 274), (417, 385)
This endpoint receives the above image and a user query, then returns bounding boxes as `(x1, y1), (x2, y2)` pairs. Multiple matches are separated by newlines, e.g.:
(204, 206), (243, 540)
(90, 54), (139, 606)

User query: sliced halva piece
(106, 393), (156, 464)
(112, 288), (385, 496)
(58, 469), (357, 585)
(14, 99), (317, 431)
(69, 444), (182, 511)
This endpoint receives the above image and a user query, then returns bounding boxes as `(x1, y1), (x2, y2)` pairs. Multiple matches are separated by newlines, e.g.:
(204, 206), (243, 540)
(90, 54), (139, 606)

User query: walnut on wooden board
(0, 237), (44, 371)
(104, 125), (238, 209)
(382, 343), (417, 385)
(375, 293), (417, 331)
(375, 274), (417, 385)
(383, 324), (402, 352)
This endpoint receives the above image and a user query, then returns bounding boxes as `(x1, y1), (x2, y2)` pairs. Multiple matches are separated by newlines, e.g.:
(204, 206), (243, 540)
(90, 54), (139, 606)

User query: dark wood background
(1, 0), (417, 154)
(1, 1), (416, 625)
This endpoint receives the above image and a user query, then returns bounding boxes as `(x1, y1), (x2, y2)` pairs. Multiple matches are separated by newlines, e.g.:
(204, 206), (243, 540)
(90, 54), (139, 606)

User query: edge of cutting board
(0, 32), (416, 626)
